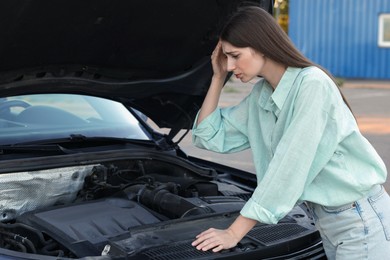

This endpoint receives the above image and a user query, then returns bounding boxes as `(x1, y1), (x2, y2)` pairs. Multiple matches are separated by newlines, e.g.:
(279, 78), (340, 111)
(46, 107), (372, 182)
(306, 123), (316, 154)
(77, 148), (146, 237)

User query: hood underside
(0, 0), (273, 131)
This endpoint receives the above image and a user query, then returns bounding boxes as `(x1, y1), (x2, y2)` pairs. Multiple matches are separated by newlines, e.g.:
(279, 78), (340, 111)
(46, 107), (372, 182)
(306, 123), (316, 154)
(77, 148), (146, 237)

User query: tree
(274, 0), (289, 33)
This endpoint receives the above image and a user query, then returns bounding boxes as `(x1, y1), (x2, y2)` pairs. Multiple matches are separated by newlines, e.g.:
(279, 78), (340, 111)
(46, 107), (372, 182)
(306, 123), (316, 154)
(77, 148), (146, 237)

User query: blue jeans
(308, 185), (390, 259)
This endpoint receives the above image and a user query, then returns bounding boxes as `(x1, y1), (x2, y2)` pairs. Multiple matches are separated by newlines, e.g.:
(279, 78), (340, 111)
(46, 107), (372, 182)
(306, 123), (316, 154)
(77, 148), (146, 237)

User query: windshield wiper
(11, 134), (162, 150)
(1, 135), (166, 156)
(0, 144), (74, 155)
(67, 134), (160, 148)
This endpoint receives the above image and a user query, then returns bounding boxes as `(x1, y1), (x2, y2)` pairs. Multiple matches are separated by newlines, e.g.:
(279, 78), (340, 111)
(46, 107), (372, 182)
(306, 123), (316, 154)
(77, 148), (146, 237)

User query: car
(0, 0), (326, 259)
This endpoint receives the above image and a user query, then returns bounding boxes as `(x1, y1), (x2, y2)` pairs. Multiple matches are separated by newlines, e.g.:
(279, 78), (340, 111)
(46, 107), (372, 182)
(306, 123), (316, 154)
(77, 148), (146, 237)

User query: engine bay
(0, 157), (253, 258)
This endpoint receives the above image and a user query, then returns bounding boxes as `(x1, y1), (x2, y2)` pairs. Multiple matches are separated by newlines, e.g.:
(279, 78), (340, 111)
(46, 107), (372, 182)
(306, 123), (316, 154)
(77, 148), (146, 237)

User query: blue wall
(289, 0), (390, 79)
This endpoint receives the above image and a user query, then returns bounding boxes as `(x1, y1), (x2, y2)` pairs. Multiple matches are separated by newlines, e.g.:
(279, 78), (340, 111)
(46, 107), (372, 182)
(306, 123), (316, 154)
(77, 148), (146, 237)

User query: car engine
(0, 159), (252, 258)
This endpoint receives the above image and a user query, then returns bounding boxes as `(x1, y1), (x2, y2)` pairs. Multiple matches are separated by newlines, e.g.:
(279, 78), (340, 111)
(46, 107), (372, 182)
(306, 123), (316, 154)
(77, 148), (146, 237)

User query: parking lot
(178, 78), (390, 192)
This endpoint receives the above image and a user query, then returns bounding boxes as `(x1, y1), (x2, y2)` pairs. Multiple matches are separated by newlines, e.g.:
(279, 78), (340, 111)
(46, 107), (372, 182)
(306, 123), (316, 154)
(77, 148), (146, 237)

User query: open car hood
(0, 0), (273, 135)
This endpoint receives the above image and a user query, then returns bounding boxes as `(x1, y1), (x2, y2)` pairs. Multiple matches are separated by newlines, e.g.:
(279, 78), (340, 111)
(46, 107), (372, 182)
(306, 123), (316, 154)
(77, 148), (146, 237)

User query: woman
(191, 5), (390, 259)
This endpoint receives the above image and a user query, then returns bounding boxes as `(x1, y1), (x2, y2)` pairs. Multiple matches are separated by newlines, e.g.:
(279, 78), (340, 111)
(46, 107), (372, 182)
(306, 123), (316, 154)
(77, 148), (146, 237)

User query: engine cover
(17, 198), (160, 257)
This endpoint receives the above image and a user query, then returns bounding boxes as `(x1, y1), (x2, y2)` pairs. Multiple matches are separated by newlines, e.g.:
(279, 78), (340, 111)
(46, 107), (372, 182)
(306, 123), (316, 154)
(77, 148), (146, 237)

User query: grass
(336, 78), (345, 87)
(222, 85), (240, 93)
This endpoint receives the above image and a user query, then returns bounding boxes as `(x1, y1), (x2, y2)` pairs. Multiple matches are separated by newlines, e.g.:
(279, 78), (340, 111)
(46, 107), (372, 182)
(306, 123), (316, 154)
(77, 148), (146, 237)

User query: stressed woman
(191, 5), (390, 259)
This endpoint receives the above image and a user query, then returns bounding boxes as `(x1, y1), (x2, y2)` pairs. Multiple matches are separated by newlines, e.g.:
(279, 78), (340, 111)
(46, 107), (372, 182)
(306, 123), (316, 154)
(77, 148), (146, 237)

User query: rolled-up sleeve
(192, 95), (252, 154)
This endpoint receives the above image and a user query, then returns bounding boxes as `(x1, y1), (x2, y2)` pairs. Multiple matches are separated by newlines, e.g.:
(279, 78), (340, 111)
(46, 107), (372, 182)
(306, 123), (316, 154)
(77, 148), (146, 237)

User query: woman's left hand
(211, 41), (228, 80)
(191, 227), (239, 252)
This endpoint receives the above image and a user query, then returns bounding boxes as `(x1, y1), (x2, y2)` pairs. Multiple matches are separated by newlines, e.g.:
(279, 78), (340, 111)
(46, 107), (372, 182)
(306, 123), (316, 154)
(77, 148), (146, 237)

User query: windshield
(0, 94), (150, 145)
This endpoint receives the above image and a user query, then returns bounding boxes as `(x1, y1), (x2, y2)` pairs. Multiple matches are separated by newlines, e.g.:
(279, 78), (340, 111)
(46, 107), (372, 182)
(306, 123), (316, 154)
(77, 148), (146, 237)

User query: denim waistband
(365, 184), (382, 198)
(306, 184), (384, 211)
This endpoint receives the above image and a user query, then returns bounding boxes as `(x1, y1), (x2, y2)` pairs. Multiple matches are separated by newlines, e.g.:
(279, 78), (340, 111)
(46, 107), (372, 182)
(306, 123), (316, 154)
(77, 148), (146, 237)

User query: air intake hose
(124, 183), (212, 218)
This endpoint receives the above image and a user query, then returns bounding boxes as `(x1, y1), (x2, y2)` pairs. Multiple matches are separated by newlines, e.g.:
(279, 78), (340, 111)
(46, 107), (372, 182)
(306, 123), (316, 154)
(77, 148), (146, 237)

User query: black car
(0, 1), (326, 259)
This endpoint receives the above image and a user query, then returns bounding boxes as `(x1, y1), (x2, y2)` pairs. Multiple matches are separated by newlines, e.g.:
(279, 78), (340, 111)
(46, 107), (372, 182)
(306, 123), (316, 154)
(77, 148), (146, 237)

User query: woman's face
(221, 41), (265, 83)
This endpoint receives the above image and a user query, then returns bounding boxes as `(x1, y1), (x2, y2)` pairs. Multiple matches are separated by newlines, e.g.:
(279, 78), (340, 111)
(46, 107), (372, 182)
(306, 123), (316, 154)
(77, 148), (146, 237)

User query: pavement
(178, 77), (390, 191)
(343, 80), (390, 89)
(341, 80), (390, 191)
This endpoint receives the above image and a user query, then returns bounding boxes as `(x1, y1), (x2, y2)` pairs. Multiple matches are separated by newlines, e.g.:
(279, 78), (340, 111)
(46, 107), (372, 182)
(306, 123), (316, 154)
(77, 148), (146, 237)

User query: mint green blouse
(192, 66), (387, 224)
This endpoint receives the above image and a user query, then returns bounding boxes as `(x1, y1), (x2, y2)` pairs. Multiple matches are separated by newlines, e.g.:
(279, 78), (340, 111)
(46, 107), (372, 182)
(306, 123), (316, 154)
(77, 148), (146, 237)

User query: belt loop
(368, 184), (382, 197)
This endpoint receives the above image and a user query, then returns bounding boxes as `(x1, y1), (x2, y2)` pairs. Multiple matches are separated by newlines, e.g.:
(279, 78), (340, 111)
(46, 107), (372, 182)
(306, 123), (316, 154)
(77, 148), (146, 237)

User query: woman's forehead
(221, 41), (244, 52)
(221, 41), (254, 54)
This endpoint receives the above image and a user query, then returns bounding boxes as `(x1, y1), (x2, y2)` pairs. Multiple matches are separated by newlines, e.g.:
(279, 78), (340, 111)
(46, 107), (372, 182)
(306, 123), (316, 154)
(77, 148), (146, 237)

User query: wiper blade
(0, 144), (74, 155)
(13, 135), (161, 149)
(68, 134), (159, 147)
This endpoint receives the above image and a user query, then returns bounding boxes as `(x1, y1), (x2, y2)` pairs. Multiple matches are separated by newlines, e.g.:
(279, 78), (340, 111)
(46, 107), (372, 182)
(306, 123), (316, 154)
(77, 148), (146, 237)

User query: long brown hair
(220, 5), (352, 111)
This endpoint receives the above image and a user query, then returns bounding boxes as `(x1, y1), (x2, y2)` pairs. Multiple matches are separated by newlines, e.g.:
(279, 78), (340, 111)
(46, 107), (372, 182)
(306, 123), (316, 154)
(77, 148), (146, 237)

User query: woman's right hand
(196, 41), (228, 125)
(211, 41), (228, 80)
